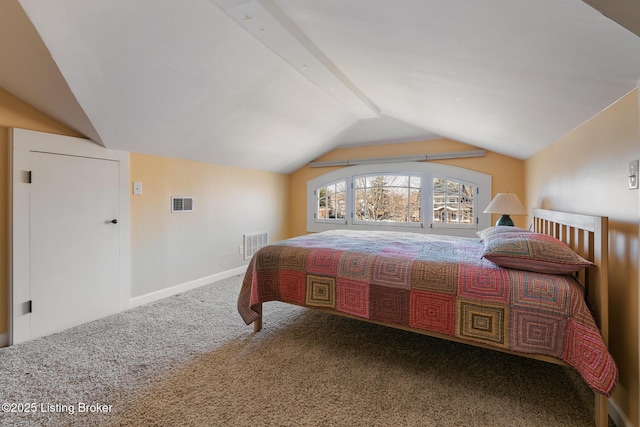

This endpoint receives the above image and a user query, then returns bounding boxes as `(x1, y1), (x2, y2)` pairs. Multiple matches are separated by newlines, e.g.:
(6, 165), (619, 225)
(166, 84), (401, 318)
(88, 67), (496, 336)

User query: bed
(238, 208), (616, 427)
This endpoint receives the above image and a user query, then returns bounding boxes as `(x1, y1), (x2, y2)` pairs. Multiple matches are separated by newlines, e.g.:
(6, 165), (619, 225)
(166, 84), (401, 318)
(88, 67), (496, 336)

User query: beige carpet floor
(0, 275), (611, 426)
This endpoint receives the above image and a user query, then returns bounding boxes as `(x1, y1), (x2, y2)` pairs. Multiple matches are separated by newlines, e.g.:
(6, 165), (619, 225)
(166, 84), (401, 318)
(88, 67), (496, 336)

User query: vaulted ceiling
(1, 0), (639, 173)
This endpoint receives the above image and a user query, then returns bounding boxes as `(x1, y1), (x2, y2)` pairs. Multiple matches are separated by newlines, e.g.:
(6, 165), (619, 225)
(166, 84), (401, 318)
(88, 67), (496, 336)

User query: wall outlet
(239, 245), (244, 255)
(629, 160), (639, 190)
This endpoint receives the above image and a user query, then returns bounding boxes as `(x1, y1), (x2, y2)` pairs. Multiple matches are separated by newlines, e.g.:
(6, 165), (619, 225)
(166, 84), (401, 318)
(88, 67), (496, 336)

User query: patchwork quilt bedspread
(237, 230), (617, 396)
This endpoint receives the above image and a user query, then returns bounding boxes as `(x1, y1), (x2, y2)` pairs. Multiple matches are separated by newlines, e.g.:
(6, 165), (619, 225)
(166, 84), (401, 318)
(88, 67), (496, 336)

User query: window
(315, 180), (346, 222)
(307, 162), (491, 236)
(354, 174), (421, 224)
(432, 178), (475, 226)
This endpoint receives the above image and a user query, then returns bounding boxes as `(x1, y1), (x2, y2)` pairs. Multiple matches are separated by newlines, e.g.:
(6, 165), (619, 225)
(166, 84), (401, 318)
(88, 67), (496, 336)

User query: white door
(28, 152), (121, 339)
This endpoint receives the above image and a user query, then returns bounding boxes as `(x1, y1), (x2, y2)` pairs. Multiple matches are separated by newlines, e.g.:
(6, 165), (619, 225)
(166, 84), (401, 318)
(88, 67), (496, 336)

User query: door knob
(110, 219), (118, 224)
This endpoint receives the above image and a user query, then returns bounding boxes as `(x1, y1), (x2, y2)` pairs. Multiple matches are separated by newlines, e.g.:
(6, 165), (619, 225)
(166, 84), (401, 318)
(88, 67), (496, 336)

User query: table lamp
(483, 193), (526, 226)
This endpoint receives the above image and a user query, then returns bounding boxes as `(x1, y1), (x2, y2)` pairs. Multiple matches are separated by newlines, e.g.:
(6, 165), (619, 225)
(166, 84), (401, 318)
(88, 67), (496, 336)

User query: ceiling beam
(209, 0), (380, 119)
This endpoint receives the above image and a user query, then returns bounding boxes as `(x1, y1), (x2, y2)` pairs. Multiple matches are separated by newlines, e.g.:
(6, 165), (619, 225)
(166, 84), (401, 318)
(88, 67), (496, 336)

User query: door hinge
(27, 171), (32, 183)
(28, 300), (32, 313)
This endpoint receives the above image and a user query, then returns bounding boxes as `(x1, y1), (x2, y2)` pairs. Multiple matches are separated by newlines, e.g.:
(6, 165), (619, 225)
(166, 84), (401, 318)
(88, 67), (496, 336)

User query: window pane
(355, 188), (366, 220)
(393, 176), (408, 187)
(446, 180), (460, 194)
(316, 181), (346, 221)
(336, 189), (346, 219)
(354, 174), (420, 224)
(446, 180), (459, 224)
(328, 188), (336, 218)
(433, 178), (445, 223)
(387, 187), (406, 221)
(318, 187), (327, 206)
(317, 186), (327, 219)
(433, 177), (474, 225)
(410, 188), (421, 222)
(460, 184), (474, 224)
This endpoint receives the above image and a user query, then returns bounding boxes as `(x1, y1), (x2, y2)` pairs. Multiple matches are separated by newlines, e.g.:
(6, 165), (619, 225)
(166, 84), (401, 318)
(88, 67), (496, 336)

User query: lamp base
(495, 215), (514, 226)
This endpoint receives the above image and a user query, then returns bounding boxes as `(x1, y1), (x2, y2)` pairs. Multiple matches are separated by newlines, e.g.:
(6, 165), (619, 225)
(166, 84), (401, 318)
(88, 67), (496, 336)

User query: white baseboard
(609, 397), (631, 427)
(0, 332), (8, 348)
(129, 266), (247, 309)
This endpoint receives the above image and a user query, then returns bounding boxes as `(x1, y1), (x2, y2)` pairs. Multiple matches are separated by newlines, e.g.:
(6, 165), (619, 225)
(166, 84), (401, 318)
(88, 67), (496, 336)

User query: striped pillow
(481, 232), (593, 274)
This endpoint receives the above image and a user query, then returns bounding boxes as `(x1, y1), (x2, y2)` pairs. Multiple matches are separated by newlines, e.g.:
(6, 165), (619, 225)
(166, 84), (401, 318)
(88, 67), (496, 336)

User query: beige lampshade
(483, 193), (526, 215)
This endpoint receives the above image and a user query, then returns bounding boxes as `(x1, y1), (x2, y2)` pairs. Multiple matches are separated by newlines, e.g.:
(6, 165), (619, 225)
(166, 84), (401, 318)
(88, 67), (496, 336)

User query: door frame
(9, 128), (130, 345)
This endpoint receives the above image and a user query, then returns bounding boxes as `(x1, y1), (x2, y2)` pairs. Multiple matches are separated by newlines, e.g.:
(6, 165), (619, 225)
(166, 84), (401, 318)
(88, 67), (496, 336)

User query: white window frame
(431, 176), (478, 230)
(314, 178), (348, 225)
(307, 162), (492, 237)
(352, 172), (424, 228)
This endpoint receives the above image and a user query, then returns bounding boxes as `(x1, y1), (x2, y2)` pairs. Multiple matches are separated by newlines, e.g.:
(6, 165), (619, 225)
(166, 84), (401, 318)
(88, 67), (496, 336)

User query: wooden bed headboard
(533, 208), (610, 427)
(532, 208), (609, 346)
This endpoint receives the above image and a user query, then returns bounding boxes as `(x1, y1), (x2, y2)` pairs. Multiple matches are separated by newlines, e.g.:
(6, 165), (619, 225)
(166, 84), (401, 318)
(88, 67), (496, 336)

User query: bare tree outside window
(354, 175), (421, 223)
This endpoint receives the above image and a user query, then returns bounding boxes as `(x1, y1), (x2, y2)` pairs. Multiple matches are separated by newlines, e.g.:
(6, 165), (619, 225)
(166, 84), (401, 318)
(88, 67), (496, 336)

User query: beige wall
(526, 88), (639, 426)
(289, 138), (527, 237)
(130, 153), (290, 297)
(0, 87), (82, 337)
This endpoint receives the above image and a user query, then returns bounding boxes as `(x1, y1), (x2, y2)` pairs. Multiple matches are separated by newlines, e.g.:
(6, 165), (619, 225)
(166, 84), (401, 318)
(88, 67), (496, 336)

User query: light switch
(629, 160), (639, 190)
(133, 181), (143, 195)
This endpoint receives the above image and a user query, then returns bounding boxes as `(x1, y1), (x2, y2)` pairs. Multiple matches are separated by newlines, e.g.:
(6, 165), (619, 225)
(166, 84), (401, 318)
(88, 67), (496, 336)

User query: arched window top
(307, 162), (492, 237)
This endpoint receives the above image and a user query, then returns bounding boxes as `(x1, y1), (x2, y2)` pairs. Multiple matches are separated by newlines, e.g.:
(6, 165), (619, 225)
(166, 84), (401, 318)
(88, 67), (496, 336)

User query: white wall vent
(243, 231), (269, 260)
(172, 196), (194, 212)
